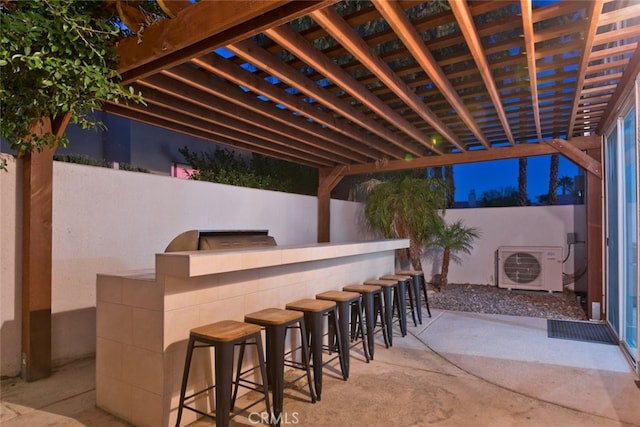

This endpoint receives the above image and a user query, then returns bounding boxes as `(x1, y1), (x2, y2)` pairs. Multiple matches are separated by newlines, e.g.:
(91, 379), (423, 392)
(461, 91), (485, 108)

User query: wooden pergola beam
(191, 55), (407, 160)
(117, 0), (337, 83)
(227, 38), (424, 157)
(341, 136), (600, 176)
(309, 7), (463, 151)
(134, 83), (361, 164)
(104, 102), (332, 167)
(544, 138), (602, 179)
(449, 0), (515, 146)
(373, 0), (491, 149)
(158, 66), (380, 161)
(520, 0), (543, 143)
(566, 0), (603, 139)
(105, 103), (325, 167)
(596, 42), (640, 134)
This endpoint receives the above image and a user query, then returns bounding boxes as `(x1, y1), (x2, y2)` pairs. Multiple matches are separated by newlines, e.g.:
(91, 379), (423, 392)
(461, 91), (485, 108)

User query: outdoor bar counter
(96, 238), (409, 426)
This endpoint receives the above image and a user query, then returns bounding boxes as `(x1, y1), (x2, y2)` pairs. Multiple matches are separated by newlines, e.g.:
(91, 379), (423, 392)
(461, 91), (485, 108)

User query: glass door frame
(603, 75), (640, 373)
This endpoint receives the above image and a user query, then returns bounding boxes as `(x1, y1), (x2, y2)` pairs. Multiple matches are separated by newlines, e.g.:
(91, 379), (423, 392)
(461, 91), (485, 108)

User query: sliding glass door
(620, 106), (637, 357)
(604, 79), (639, 370)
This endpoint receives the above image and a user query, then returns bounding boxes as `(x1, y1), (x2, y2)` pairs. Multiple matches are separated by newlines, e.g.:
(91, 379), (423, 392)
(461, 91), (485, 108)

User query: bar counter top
(155, 239), (409, 277)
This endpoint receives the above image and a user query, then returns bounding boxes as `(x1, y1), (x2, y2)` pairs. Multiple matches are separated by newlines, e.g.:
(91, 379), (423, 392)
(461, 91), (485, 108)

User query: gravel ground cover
(429, 283), (588, 320)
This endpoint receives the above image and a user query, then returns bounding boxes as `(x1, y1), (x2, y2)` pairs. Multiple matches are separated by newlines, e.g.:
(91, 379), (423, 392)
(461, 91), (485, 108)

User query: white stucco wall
(420, 206), (587, 290)
(0, 156), (587, 376)
(1, 154), (21, 377)
(0, 158), (362, 376)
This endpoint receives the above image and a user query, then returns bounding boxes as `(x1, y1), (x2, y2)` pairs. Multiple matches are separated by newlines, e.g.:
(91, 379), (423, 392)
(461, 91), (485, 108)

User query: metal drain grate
(547, 319), (618, 345)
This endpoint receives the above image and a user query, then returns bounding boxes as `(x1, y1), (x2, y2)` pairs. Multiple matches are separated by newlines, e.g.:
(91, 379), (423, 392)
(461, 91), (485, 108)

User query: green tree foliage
(0, 0), (142, 155)
(361, 174), (447, 270)
(179, 146), (318, 195)
(430, 219), (480, 291)
(481, 186), (522, 207)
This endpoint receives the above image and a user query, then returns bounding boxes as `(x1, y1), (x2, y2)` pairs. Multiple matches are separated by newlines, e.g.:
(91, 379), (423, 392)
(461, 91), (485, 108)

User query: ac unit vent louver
(497, 246), (563, 292)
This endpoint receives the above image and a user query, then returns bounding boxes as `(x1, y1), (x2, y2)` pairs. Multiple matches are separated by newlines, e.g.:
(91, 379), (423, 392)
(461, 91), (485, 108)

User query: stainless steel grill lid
(164, 230), (277, 252)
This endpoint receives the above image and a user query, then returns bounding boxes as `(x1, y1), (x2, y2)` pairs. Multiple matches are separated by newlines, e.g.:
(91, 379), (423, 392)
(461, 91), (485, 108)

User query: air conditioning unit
(496, 246), (563, 292)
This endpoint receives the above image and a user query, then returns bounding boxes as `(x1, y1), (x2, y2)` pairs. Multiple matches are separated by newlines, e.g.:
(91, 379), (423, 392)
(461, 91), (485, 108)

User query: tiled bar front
(96, 239), (408, 426)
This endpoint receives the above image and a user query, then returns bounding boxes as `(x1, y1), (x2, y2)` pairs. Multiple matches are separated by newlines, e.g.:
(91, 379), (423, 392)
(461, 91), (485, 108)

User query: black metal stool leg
(328, 307), (347, 380)
(396, 280), (408, 336)
(214, 342), (234, 427)
(254, 334), (273, 427)
(362, 294), (376, 358)
(176, 336), (195, 427)
(353, 299), (370, 362)
(412, 275), (423, 324)
(374, 293), (389, 348)
(380, 286), (394, 346)
(296, 318), (316, 403)
(231, 342), (247, 408)
(421, 275), (432, 318)
(407, 282), (418, 327)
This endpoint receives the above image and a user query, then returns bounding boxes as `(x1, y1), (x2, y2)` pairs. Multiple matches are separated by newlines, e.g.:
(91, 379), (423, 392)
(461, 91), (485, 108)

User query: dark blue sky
(453, 154), (579, 202)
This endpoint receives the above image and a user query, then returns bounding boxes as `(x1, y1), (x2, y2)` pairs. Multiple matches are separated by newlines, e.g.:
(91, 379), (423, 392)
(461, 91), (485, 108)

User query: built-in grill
(164, 229), (277, 252)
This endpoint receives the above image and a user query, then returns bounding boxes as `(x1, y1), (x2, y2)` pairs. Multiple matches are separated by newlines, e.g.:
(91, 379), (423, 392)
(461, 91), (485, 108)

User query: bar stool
(379, 274), (412, 337)
(342, 284), (389, 359)
(284, 299), (346, 401)
(176, 320), (271, 427)
(240, 308), (315, 426)
(316, 290), (370, 378)
(397, 269), (432, 318)
(364, 279), (399, 346)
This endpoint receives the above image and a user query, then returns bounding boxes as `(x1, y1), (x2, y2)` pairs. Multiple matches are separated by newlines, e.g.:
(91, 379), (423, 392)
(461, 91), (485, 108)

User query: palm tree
(518, 157), (528, 206)
(558, 175), (573, 196)
(431, 219), (481, 291)
(360, 174), (447, 270)
(445, 165), (455, 208)
(548, 153), (559, 204)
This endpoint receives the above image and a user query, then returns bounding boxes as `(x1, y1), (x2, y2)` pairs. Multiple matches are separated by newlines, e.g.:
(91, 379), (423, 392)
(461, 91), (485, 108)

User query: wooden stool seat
(343, 284), (381, 293)
(244, 308), (303, 326)
(316, 290), (361, 302)
(190, 320), (262, 342)
(286, 298), (336, 313)
(364, 279), (398, 287)
(396, 270), (422, 276)
(381, 274), (411, 281)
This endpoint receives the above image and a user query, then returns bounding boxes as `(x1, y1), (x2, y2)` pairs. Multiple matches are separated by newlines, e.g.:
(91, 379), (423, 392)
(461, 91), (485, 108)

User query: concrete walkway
(2, 309), (639, 426)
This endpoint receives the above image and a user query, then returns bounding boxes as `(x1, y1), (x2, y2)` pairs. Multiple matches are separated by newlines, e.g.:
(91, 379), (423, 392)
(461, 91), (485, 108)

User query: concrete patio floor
(2, 309), (639, 426)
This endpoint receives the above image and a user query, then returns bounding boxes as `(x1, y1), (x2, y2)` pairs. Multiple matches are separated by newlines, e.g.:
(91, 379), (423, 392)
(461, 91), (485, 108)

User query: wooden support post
(545, 138), (602, 179)
(20, 114), (69, 381)
(585, 147), (603, 320)
(21, 118), (54, 381)
(317, 166), (345, 243)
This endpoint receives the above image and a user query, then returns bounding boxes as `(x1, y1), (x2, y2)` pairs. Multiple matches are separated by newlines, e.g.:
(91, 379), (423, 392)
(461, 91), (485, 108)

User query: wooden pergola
(21, 0), (640, 379)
